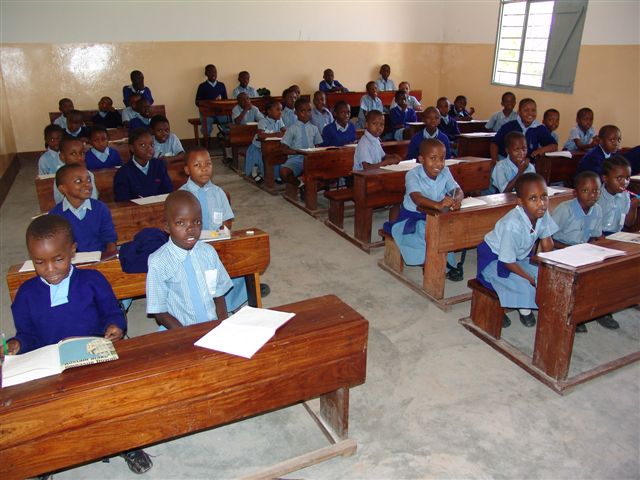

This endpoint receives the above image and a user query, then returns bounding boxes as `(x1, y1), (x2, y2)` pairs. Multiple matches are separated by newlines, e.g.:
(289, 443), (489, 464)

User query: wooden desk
(456, 132), (495, 157)
(325, 90), (422, 110)
(460, 239), (640, 393)
(405, 122), (425, 139)
(0, 294), (368, 480)
(535, 152), (583, 187)
(456, 120), (488, 134)
(49, 106), (166, 126)
(229, 123), (258, 173)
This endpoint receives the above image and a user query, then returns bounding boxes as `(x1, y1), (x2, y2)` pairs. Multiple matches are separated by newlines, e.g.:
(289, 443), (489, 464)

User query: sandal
(252, 174), (264, 184)
(120, 449), (153, 474)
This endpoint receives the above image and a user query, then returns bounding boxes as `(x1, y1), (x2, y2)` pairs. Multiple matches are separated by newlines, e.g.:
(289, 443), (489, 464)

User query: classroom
(0, 1), (639, 479)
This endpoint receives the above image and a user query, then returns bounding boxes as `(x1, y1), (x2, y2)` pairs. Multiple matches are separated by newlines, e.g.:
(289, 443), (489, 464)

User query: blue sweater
(407, 130), (452, 160)
(85, 148), (123, 170)
(10, 268), (126, 353)
(623, 145), (640, 175)
(123, 85), (154, 107)
(577, 146), (612, 175)
(195, 81), (228, 105)
(92, 111), (123, 129)
(439, 115), (460, 142)
(50, 199), (117, 252)
(492, 120), (556, 158)
(128, 117), (151, 133)
(113, 158), (173, 201)
(321, 121), (357, 147)
(389, 106), (417, 130)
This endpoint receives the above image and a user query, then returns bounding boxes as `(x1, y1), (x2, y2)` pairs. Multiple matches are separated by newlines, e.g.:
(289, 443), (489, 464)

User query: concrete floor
(1, 152), (639, 480)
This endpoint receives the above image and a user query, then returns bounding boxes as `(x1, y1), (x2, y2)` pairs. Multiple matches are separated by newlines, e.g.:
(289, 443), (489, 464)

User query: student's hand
(439, 196), (455, 210)
(527, 275), (536, 287)
(469, 107), (475, 116)
(450, 197), (462, 211)
(104, 325), (124, 342)
(6, 339), (20, 355)
(280, 127), (287, 133)
(530, 148), (544, 159)
(518, 157), (530, 173)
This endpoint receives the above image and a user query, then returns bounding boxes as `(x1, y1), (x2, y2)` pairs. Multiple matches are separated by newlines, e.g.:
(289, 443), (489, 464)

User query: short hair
(67, 109), (83, 121)
(99, 96), (113, 104)
(598, 124), (620, 138)
(150, 114), (169, 128)
(515, 172), (545, 197)
(58, 98), (72, 109)
(419, 138), (445, 156)
(238, 70), (249, 77)
(436, 96), (449, 105)
(164, 190), (200, 221)
(128, 127), (152, 145)
(264, 99), (280, 112)
(454, 95), (467, 103)
(365, 81), (376, 90)
(543, 108), (559, 119)
(294, 97), (310, 110)
(423, 106), (440, 117)
(574, 170), (601, 188)
(44, 124), (64, 138)
(380, 64), (390, 70)
(333, 100), (349, 112)
(59, 136), (83, 153)
(323, 68), (333, 75)
(89, 124), (108, 138)
(518, 98), (536, 109)
(236, 92), (249, 101)
(184, 145), (209, 165)
(130, 70), (143, 80)
(399, 81), (410, 88)
(576, 107), (593, 119)
(313, 90), (325, 99)
(504, 131), (526, 149)
(602, 155), (630, 176)
(26, 214), (73, 246)
(501, 91), (515, 102)
(282, 88), (292, 97)
(205, 64), (215, 71)
(55, 162), (85, 187)
(394, 90), (407, 101)
(365, 109), (384, 122)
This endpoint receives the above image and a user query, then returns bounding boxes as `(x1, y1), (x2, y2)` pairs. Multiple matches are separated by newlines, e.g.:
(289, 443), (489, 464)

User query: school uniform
(231, 105), (264, 124)
(146, 238), (233, 326)
(232, 85), (258, 98)
(92, 110), (123, 129)
(406, 129), (452, 160)
(65, 126), (91, 139)
(319, 80), (348, 92)
(153, 133), (184, 158)
(53, 115), (67, 129)
(282, 106), (298, 128)
(38, 148), (63, 175)
(113, 157), (173, 202)
(121, 106), (139, 123)
(485, 110), (518, 132)
(597, 187), (631, 234)
(576, 145), (613, 175)
(310, 107), (334, 133)
(449, 106), (472, 118)
(281, 120), (323, 177)
(195, 80), (229, 135)
(492, 117), (557, 159)
(375, 77), (396, 92)
(390, 96), (421, 111)
(477, 207), (558, 309)
(244, 116), (285, 177)
(49, 198), (117, 252)
(11, 267), (126, 353)
(563, 126), (596, 152)
(85, 147), (123, 170)
(353, 131), (385, 171)
(490, 157), (535, 193)
(357, 95), (384, 128)
(123, 85), (154, 107)
(389, 106), (417, 141)
(550, 131), (559, 144)
(128, 116), (151, 132)
(623, 145), (640, 175)
(552, 198), (603, 245)
(438, 114), (460, 142)
(53, 170), (99, 205)
(321, 121), (356, 147)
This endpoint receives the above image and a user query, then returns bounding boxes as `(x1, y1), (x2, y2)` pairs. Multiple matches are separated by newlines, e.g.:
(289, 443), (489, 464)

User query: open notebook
(537, 243), (626, 268)
(19, 251), (102, 272)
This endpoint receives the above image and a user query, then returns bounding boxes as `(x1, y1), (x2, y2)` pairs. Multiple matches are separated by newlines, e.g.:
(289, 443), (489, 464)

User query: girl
(244, 100), (286, 183)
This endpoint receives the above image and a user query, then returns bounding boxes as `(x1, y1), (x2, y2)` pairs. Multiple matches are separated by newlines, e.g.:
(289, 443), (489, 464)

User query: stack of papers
(20, 251), (102, 272)
(545, 151), (572, 158)
(299, 147), (329, 152)
(547, 187), (566, 196)
(537, 243), (626, 267)
(460, 197), (487, 209)
(445, 159), (465, 166)
(199, 226), (231, 242)
(130, 193), (169, 205)
(36, 173), (56, 180)
(380, 159), (419, 172)
(459, 132), (495, 138)
(407, 122), (425, 126)
(606, 231), (640, 245)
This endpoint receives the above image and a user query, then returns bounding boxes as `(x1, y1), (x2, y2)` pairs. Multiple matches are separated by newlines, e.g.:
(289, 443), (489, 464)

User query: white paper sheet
(546, 187), (566, 196)
(19, 251), (102, 272)
(606, 232), (640, 245)
(130, 193), (170, 205)
(380, 160), (419, 172)
(2, 344), (62, 388)
(445, 159), (465, 166)
(199, 226), (231, 242)
(537, 243), (626, 268)
(459, 132), (495, 138)
(460, 197), (487, 209)
(544, 151), (572, 158)
(36, 173), (56, 180)
(630, 175), (640, 181)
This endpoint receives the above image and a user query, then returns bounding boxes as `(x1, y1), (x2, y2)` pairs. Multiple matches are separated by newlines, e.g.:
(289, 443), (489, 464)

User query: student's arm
(93, 271), (127, 334)
(159, 162), (174, 194)
(162, 152), (185, 165)
(530, 143), (557, 159)
(502, 159), (531, 193)
(214, 296), (228, 321)
(6, 338), (20, 355)
(104, 324), (124, 341)
(233, 107), (248, 125)
(490, 143), (499, 163)
(99, 203), (118, 254)
(223, 219), (233, 229)
(624, 196), (639, 227)
(113, 167), (131, 201)
(378, 153), (402, 167)
(539, 236), (554, 253)
(155, 312), (184, 329)
(531, 127), (558, 159)
(410, 191), (455, 212)
(502, 262), (536, 286)
(575, 136), (597, 150)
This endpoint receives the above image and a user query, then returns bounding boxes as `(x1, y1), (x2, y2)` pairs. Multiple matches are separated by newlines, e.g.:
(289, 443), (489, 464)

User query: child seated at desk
(127, 97), (152, 132)
(85, 125), (123, 170)
(485, 91), (517, 132)
(319, 68), (348, 93)
(244, 99), (286, 182)
(232, 92), (264, 125)
(49, 164), (117, 253)
(436, 97), (460, 143)
(195, 64), (229, 139)
(577, 125), (621, 175)
(358, 81), (383, 128)
(151, 114), (185, 164)
(121, 93), (141, 126)
(388, 138), (464, 281)
(389, 91), (417, 141)
(449, 95), (475, 120)
(92, 96), (123, 129)
(491, 98), (557, 163)
(146, 190), (232, 329)
(232, 70), (257, 98)
(123, 69), (153, 107)
(280, 98), (323, 201)
(543, 108), (560, 144)
(354, 110), (402, 171)
(390, 82), (421, 111)
(563, 107), (597, 152)
(310, 91), (333, 132)
(7, 214), (153, 474)
(53, 137), (99, 205)
(477, 172), (557, 328)
(64, 110), (91, 140)
(38, 124), (64, 175)
(288, 84), (301, 98)
(321, 101), (356, 147)
(407, 107), (452, 160)
(53, 97), (74, 129)
(281, 88), (298, 128)
(375, 64), (396, 92)
(490, 131), (535, 193)
(113, 128), (173, 201)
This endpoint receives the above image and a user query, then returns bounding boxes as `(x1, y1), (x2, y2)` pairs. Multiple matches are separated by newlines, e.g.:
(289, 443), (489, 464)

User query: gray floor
(1, 153), (639, 480)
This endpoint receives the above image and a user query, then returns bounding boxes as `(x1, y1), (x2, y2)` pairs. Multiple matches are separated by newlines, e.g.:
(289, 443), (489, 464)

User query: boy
(357, 81), (383, 128)
(127, 97), (152, 132)
(577, 125), (621, 175)
(92, 96), (123, 129)
(321, 101), (356, 147)
(375, 64), (395, 91)
(53, 137), (99, 205)
(244, 99), (286, 181)
(64, 110), (91, 140)
(114, 128), (173, 201)
(485, 92), (517, 132)
(406, 107), (452, 160)
(436, 97), (460, 142)
(232, 70), (257, 98)
(151, 114), (185, 164)
(85, 125), (123, 170)
(310, 91), (333, 132)
(354, 110), (402, 171)
(390, 82), (422, 110)
(146, 190), (232, 329)
(543, 108), (560, 144)
(319, 68), (348, 93)
(564, 107), (597, 152)
(232, 92), (264, 125)
(281, 88), (298, 127)
(121, 93), (141, 125)
(123, 69), (153, 107)
(50, 164), (117, 253)
(53, 98), (74, 129)
(389, 91), (417, 141)
(449, 95), (475, 120)
(490, 131), (535, 193)
(38, 124), (64, 175)
(195, 64), (229, 138)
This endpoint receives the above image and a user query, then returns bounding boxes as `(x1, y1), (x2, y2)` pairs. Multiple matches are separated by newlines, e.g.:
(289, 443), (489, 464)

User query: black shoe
(596, 314), (619, 330)
(299, 184), (306, 202)
(502, 314), (511, 328)
(120, 449), (153, 474)
(446, 268), (463, 282)
(576, 323), (588, 333)
(260, 283), (271, 297)
(519, 311), (536, 327)
(275, 178), (283, 184)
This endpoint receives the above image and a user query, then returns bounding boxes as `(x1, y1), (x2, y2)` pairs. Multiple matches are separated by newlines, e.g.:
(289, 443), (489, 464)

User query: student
(477, 173), (558, 328)
(321, 101), (356, 147)
(6, 214), (151, 474)
(146, 190), (232, 329)
(121, 93), (141, 126)
(375, 64), (396, 92)
(436, 97), (460, 143)
(543, 108), (560, 144)
(389, 91), (417, 141)
(53, 137), (99, 205)
(244, 99), (286, 182)
(92, 96), (123, 129)
(113, 128), (173, 201)
(563, 107), (597, 152)
(624, 145), (640, 175)
(449, 95), (475, 120)
(319, 68), (348, 93)
(38, 124), (64, 175)
(49, 164), (117, 253)
(576, 125), (621, 175)
(53, 98), (74, 129)
(127, 97), (152, 132)
(84, 125), (123, 170)
(195, 64), (229, 138)
(491, 98), (557, 162)
(280, 98), (323, 200)
(406, 107), (452, 160)
(232, 92), (264, 125)
(180, 146), (249, 312)
(281, 88), (298, 128)
(151, 114), (185, 164)
(288, 84), (302, 98)
(232, 70), (258, 98)
(388, 138), (464, 281)
(122, 70), (153, 107)
(485, 92), (517, 132)
(64, 110), (91, 140)
(390, 81), (422, 110)
(490, 131), (535, 193)
(310, 91), (333, 132)
(353, 110), (401, 171)
(357, 81), (383, 128)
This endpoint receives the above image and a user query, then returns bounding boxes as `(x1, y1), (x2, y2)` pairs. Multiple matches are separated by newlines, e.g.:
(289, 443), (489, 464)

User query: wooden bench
(0, 294), (368, 480)
(467, 279), (504, 339)
(325, 188), (354, 229)
(49, 105), (166, 126)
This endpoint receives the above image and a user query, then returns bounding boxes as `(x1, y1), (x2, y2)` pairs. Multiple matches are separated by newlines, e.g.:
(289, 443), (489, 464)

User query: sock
(519, 308), (532, 315)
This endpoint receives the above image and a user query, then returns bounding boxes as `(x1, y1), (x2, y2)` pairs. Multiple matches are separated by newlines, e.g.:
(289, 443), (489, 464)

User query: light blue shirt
(354, 130), (385, 171)
(146, 238), (233, 325)
(375, 77), (396, 92)
(40, 266), (74, 307)
(231, 105), (264, 124)
(490, 157), (535, 193)
(281, 120), (323, 157)
(358, 95), (384, 127)
(53, 116), (67, 129)
(62, 197), (92, 220)
(180, 178), (233, 230)
(232, 85), (258, 98)
(252, 116), (285, 148)
(597, 187), (631, 233)
(402, 165), (459, 212)
(53, 169), (98, 205)
(282, 107), (297, 128)
(551, 131), (559, 144)
(516, 115), (542, 135)
(131, 157), (150, 175)
(121, 107), (140, 122)
(390, 95), (421, 110)
(38, 148), (63, 175)
(485, 110), (518, 132)
(552, 198), (603, 245)
(310, 107), (333, 132)
(90, 147), (111, 164)
(563, 125), (596, 152)
(153, 133), (184, 157)
(485, 206), (558, 263)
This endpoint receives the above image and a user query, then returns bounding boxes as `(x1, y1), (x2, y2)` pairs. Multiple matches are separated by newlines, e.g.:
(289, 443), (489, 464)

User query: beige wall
(0, 68), (18, 177)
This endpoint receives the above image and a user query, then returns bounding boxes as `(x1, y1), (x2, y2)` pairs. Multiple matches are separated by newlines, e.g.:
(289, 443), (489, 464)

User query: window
(492, 0), (589, 93)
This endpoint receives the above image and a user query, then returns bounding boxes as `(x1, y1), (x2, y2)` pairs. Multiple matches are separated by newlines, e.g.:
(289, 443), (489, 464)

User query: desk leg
(320, 386), (349, 439)
(245, 273), (263, 308)
(192, 123), (201, 147)
(264, 158), (275, 190)
(423, 217), (446, 300)
(305, 180), (318, 211)
(354, 207), (373, 244)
